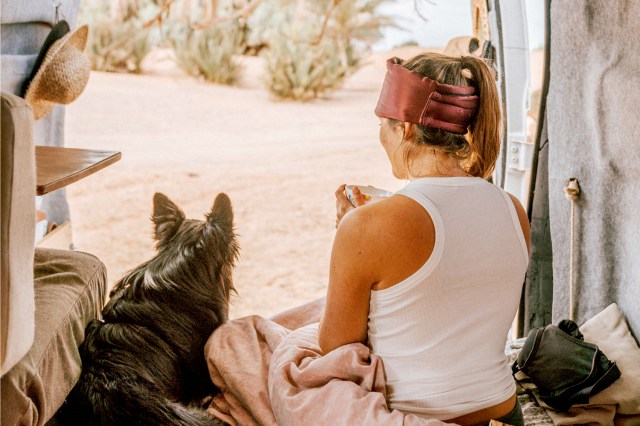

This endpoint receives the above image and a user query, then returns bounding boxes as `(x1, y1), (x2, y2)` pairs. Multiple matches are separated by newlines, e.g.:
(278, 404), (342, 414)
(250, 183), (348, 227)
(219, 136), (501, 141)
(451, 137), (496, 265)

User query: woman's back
(368, 177), (529, 420)
(321, 51), (529, 425)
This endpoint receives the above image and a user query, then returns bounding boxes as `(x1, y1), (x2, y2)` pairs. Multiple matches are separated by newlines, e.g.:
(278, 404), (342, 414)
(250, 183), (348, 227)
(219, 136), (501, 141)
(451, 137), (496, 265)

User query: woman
(318, 53), (530, 426)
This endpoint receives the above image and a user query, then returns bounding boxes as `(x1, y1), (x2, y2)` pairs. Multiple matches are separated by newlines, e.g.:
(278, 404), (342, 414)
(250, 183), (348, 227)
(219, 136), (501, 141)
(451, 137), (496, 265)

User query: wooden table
(35, 146), (121, 195)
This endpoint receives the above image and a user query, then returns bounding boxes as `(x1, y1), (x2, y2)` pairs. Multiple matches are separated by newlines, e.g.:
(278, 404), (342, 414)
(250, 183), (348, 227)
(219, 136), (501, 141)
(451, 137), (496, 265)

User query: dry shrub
(259, 0), (391, 100)
(79, 0), (391, 94)
(264, 37), (349, 100)
(80, 0), (156, 73)
(170, 23), (245, 85)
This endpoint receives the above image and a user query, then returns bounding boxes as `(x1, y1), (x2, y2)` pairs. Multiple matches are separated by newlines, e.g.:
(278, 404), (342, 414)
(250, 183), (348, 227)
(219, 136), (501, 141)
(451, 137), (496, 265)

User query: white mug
(345, 185), (393, 206)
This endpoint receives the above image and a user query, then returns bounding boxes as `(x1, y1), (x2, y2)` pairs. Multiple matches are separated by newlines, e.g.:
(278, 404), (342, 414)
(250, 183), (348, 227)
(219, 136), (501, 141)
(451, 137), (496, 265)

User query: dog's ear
(207, 193), (233, 231)
(152, 193), (186, 245)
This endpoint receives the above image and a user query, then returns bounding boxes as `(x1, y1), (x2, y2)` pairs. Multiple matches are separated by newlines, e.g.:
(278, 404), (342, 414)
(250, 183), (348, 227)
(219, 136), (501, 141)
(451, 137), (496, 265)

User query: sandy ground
(65, 47), (542, 319)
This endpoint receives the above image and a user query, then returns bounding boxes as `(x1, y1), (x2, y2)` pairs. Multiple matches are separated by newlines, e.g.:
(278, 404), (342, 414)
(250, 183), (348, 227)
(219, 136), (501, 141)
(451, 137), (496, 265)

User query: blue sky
(374, 0), (545, 51)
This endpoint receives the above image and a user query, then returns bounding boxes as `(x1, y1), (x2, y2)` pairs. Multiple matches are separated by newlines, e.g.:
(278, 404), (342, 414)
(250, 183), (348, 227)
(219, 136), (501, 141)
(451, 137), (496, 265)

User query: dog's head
(150, 192), (239, 320)
(108, 192), (239, 325)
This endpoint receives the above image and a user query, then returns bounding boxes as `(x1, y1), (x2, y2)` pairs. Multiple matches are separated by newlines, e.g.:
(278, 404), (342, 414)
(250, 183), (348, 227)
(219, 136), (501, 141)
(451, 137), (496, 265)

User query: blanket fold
(205, 315), (454, 426)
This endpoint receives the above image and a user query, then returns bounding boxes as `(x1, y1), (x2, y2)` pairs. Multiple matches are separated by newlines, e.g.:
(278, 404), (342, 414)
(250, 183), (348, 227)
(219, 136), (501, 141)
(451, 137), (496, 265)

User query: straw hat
(23, 23), (91, 120)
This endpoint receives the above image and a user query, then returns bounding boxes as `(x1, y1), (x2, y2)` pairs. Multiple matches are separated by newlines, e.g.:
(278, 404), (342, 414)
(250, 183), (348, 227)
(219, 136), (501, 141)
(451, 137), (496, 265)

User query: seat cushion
(1, 248), (106, 426)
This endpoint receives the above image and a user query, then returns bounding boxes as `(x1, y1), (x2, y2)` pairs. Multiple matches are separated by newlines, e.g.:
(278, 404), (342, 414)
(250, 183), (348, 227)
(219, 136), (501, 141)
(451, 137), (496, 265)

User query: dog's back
(65, 319), (221, 425)
(60, 193), (238, 425)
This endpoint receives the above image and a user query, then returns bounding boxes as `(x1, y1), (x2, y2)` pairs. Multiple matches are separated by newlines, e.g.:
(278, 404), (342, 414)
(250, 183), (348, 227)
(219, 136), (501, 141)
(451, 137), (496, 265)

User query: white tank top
(368, 177), (529, 421)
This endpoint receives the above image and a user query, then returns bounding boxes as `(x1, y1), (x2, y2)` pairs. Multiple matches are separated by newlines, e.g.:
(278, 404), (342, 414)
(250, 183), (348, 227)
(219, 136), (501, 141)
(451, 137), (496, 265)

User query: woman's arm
(320, 190), (435, 354)
(318, 207), (381, 354)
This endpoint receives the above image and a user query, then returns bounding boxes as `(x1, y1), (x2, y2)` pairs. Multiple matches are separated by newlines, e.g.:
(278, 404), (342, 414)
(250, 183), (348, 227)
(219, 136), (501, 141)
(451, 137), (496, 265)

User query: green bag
(511, 319), (621, 411)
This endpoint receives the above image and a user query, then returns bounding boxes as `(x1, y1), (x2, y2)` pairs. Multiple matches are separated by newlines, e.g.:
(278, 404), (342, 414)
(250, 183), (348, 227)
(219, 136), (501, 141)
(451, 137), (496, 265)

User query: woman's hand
(335, 184), (367, 228)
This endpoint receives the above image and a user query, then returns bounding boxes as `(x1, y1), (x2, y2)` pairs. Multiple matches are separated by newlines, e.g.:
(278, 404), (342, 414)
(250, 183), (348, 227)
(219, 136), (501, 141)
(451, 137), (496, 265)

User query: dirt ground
(65, 47), (542, 319)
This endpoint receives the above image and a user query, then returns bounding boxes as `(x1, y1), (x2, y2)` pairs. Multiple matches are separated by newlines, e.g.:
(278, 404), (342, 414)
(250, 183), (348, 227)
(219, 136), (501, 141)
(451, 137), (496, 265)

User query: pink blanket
(204, 315), (455, 425)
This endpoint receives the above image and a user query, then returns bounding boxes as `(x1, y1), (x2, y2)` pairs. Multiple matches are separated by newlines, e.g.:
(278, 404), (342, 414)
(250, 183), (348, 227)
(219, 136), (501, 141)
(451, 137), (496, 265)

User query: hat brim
(24, 25), (90, 120)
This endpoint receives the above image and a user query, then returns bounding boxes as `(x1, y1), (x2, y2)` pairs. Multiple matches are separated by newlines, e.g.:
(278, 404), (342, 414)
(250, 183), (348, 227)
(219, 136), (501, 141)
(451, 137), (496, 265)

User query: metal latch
(507, 140), (534, 171)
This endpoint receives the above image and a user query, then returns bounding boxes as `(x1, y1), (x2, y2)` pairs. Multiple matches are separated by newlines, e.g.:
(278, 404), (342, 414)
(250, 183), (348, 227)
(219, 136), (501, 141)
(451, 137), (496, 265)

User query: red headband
(374, 57), (479, 134)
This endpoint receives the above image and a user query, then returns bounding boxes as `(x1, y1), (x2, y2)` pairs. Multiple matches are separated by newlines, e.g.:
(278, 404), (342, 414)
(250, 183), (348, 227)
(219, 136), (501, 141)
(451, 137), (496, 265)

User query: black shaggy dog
(62, 192), (239, 425)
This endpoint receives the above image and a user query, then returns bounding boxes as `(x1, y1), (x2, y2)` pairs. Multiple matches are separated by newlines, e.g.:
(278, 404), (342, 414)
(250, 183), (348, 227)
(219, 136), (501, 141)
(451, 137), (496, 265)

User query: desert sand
(65, 47), (542, 319)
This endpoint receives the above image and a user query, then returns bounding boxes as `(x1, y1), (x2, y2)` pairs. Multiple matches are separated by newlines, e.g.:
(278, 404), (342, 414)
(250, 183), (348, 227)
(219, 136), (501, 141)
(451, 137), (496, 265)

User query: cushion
(1, 248), (107, 426)
(544, 404), (617, 425)
(580, 303), (640, 414)
(1, 92), (36, 375)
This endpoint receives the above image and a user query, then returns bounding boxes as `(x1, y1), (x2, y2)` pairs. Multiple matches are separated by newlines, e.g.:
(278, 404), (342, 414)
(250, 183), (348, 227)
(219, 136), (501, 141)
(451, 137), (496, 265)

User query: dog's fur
(62, 192), (239, 425)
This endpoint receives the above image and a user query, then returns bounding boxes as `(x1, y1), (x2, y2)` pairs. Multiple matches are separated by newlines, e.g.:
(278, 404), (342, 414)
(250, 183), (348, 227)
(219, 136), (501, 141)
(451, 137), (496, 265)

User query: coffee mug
(345, 185), (393, 206)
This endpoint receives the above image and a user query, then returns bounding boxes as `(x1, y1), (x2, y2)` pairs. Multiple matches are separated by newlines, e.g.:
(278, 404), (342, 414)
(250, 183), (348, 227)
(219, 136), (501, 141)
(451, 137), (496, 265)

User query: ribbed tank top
(368, 177), (529, 421)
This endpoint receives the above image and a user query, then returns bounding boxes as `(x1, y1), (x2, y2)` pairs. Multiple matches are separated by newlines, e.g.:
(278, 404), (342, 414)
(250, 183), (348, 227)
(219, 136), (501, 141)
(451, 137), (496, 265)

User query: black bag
(511, 319), (621, 411)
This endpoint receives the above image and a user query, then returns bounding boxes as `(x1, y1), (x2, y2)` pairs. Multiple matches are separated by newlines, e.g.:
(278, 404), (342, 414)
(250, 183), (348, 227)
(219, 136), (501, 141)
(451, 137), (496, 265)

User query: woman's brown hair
(397, 52), (501, 179)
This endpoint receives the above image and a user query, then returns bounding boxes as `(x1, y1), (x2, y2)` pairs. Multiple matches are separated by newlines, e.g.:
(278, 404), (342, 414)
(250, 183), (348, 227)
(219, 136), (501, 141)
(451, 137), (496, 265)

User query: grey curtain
(545, 0), (640, 337)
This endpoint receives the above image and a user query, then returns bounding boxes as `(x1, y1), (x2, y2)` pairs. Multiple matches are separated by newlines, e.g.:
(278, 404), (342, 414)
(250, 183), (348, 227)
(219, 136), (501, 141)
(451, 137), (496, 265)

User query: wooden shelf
(36, 146), (121, 195)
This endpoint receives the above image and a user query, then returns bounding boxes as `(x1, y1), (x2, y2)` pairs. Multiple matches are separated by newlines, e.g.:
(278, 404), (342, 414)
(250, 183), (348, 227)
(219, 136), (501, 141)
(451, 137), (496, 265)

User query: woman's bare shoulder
(339, 195), (427, 235)
(341, 194), (432, 232)
(336, 195), (436, 288)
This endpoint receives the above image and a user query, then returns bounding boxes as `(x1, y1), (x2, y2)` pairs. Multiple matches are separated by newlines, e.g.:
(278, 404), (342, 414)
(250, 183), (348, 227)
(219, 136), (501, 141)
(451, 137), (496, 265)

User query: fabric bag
(512, 319), (621, 412)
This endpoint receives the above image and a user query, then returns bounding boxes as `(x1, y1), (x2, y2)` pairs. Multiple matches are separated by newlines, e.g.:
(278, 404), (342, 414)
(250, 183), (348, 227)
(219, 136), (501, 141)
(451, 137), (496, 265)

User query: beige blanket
(204, 315), (454, 425)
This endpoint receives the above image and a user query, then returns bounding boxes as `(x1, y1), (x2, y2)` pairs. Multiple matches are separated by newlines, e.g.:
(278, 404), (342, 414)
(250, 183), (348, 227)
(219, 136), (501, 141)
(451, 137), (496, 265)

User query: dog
(61, 192), (239, 425)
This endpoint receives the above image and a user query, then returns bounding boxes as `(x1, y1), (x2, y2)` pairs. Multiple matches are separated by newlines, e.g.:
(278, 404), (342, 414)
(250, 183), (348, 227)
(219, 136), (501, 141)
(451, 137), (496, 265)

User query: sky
(373, 0), (545, 51)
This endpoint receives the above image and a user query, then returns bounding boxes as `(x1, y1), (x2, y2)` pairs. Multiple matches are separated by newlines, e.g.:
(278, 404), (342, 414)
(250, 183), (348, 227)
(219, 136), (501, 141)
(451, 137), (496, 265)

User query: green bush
(80, 0), (156, 73)
(170, 23), (245, 85)
(259, 0), (391, 100)
(264, 37), (350, 100)
(79, 0), (391, 94)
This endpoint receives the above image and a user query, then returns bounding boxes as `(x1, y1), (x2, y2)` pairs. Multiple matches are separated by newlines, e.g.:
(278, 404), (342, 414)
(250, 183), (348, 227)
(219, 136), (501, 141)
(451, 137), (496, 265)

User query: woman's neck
(404, 150), (471, 179)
